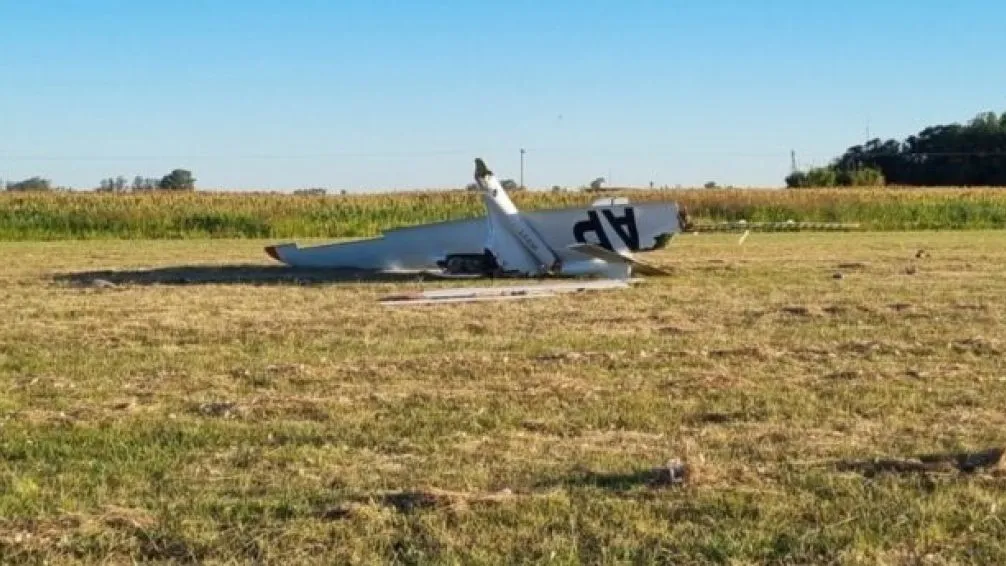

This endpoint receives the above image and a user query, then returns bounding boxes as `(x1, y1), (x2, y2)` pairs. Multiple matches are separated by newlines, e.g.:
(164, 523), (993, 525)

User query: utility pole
(519, 148), (526, 189)
(790, 150), (797, 173)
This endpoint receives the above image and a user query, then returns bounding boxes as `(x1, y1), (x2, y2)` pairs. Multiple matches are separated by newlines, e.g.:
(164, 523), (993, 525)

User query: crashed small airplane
(264, 158), (684, 304)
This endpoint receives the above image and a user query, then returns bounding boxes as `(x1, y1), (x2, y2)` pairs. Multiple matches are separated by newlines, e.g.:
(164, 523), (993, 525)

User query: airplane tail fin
(567, 243), (670, 276)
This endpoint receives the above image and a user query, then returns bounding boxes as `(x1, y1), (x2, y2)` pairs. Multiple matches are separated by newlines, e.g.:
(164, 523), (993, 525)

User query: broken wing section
(265, 217), (486, 270)
(566, 243), (670, 276)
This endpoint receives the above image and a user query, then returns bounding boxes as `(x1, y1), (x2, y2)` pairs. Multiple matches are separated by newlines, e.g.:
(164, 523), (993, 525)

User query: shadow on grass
(52, 265), (443, 286)
(834, 447), (1004, 477)
(535, 462), (689, 493)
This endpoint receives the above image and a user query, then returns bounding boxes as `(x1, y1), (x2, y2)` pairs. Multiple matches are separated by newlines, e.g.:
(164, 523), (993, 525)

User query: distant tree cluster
(294, 188), (327, 195)
(576, 177), (610, 192)
(4, 169), (196, 192)
(788, 110), (1006, 187)
(4, 176), (54, 192)
(96, 169), (196, 192)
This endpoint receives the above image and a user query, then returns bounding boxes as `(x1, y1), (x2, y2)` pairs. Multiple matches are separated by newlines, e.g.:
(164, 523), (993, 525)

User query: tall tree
(7, 177), (52, 191)
(788, 109), (1006, 187)
(158, 169), (196, 191)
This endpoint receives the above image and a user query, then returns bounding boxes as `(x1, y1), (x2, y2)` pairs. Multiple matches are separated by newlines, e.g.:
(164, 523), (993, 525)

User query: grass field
(5, 186), (1006, 240)
(3, 231), (1006, 563)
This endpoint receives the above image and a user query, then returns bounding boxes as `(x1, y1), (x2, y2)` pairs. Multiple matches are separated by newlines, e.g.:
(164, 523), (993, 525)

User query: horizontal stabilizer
(567, 243), (670, 276)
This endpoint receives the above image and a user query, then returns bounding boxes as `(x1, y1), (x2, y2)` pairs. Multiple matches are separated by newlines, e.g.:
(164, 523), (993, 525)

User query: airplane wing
(265, 216), (486, 270)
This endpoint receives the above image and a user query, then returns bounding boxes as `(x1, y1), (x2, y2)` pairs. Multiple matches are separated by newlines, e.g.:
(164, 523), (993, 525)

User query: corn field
(2, 187), (1005, 240)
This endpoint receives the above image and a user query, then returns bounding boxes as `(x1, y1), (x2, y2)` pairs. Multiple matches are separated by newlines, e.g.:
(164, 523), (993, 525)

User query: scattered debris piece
(837, 262), (868, 269)
(888, 302), (913, 312)
(652, 459), (689, 486)
(832, 272), (844, 280)
(905, 265), (918, 275)
(916, 249), (930, 259)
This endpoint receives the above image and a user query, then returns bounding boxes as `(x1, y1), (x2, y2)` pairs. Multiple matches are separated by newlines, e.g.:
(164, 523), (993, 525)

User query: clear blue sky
(2, 0), (1005, 191)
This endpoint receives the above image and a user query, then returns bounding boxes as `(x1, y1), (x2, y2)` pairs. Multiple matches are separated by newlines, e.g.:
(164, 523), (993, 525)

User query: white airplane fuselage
(264, 158), (681, 279)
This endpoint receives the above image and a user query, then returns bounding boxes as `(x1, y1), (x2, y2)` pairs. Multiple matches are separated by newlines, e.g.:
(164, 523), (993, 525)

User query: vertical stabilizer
(473, 158), (560, 275)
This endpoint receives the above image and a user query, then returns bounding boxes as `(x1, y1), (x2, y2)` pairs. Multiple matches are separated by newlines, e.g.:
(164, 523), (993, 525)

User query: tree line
(788, 110), (1006, 187)
(3, 169), (196, 192)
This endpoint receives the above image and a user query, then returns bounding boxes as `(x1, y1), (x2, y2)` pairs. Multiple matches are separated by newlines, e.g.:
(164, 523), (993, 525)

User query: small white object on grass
(738, 229), (751, 245)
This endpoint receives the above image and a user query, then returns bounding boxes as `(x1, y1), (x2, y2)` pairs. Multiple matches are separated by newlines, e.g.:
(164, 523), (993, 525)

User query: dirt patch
(825, 369), (864, 380)
(376, 488), (517, 514)
(191, 401), (241, 419)
(688, 410), (765, 425)
(840, 340), (900, 357)
(950, 337), (1001, 356)
(658, 325), (700, 335)
(706, 346), (774, 360)
(781, 305), (816, 317)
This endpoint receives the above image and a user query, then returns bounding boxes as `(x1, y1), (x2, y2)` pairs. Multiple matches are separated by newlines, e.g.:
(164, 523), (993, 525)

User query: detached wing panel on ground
(379, 279), (634, 306)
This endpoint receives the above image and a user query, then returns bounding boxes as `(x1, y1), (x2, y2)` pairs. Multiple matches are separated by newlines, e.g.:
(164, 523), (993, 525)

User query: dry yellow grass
(2, 231), (1006, 563)
(4, 185), (1006, 240)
